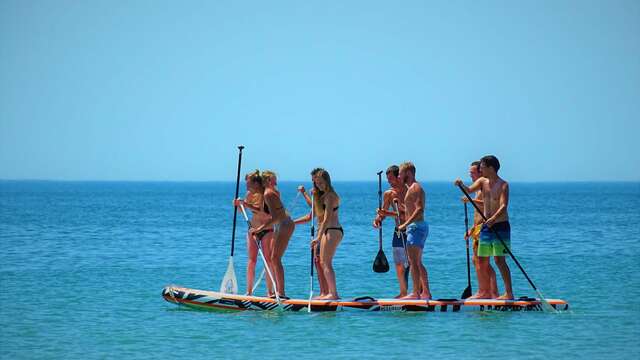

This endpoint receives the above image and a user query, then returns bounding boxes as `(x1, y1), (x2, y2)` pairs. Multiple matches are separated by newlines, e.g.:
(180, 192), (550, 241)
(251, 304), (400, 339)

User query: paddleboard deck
(162, 285), (569, 312)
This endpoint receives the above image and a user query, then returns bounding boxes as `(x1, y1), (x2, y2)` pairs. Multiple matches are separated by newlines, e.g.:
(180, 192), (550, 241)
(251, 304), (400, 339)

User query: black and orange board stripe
(162, 286), (569, 312)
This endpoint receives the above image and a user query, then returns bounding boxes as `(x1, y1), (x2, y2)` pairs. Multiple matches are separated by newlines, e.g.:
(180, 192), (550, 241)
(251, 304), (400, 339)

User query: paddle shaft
(230, 146), (244, 257)
(311, 191), (315, 278)
(392, 199), (409, 260)
(377, 171), (383, 250)
(464, 202), (472, 289)
(457, 184), (540, 292)
(239, 204), (279, 300)
(308, 191), (315, 312)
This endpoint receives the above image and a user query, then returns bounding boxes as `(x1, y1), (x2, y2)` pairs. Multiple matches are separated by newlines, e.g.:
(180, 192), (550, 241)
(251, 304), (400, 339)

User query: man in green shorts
(464, 160), (499, 299)
(455, 155), (513, 300)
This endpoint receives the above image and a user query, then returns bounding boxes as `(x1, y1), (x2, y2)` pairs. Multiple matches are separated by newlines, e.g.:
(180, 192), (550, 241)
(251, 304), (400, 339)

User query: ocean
(1, 180), (639, 359)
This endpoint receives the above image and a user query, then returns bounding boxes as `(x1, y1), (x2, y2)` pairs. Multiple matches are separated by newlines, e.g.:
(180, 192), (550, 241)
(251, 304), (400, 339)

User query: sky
(1, 0), (638, 182)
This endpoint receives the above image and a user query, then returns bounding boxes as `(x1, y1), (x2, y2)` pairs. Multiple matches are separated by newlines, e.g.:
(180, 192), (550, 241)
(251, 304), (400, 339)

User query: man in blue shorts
(396, 162), (432, 300)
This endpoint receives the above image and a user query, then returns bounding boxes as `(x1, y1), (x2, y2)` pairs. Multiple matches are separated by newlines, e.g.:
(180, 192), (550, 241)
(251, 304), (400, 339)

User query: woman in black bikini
(294, 168), (329, 298)
(311, 169), (343, 300)
(233, 170), (275, 296)
(251, 170), (295, 298)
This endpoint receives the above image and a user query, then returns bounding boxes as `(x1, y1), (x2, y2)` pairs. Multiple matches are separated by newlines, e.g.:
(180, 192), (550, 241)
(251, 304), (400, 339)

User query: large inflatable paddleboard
(162, 285), (569, 312)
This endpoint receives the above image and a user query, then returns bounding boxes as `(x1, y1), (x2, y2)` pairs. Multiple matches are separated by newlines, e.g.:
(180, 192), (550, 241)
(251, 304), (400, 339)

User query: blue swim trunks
(406, 221), (428, 249)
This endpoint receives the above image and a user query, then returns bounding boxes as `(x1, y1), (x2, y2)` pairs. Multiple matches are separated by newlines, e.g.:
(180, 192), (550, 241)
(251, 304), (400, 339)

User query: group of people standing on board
(234, 168), (343, 300)
(233, 155), (514, 301)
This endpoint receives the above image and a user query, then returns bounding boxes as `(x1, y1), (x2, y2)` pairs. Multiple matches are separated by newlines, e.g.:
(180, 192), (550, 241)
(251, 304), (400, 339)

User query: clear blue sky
(1, 0), (638, 181)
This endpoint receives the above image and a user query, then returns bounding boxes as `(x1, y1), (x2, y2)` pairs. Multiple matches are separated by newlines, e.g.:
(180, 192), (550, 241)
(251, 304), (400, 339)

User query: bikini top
(263, 202), (283, 215)
(322, 204), (339, 211)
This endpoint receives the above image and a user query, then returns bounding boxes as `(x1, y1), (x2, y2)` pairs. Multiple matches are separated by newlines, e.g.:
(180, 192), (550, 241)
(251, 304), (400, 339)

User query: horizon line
(1, 178), (638, 184)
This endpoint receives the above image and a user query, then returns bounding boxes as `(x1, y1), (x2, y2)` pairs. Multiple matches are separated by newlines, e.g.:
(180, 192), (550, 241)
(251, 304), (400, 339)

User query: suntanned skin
(462, 165), (498, 299)
(294, 180), (329, 297)
(233, 178), (275, 296)
(374, 172), (409, 298)
(251, 176), (294, 298)
(455, 162), (513, 300)
(310, 177), (342, 300)
(397, 167), (431, 300)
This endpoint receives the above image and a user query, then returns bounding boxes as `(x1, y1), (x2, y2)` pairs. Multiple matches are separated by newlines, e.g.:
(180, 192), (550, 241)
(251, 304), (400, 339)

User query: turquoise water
(1, 181), (639, 359)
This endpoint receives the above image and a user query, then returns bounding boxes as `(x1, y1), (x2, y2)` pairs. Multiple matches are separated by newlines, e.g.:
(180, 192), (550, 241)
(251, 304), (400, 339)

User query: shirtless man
(374, 165), (409, 298)
(397, 162), (431, 300)
(455, 155), (513, 300)
(464, 161), (498, 298)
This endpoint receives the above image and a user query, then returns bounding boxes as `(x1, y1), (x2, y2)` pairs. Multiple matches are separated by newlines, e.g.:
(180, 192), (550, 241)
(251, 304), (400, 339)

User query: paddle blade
(460, 286), (472, 299)
(535, 290), (558, 313)
(220, 257), (238, 294)
(373, 249), (390, 273)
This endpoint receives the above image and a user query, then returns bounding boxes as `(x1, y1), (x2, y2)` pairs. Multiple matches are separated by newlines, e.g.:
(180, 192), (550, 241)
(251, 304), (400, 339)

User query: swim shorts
(392, 228), (408, 266)
(478, 221), (511, 257)
(405, 221), (428, 249)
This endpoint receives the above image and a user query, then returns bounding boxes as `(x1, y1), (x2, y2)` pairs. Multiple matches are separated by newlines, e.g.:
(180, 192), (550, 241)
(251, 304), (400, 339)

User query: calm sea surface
(1, 181), (639, 359)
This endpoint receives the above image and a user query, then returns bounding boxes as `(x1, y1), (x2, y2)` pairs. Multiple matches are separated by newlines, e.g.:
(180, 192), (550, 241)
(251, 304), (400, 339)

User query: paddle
(373, 171), (390, 273)
(252, 268), (265, 294)
(248, 192), (299, 297)
(239, 204), (280, 303)
(220, 145), (243, 294)
(392, 199), (411, 283)
(308, 191), (315, 312)
(456, 183), (556, 312)
(460, 202), (473, 299)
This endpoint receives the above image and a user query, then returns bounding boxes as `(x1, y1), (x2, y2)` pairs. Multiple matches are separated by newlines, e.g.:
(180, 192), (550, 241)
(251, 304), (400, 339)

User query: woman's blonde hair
(261, 170), (276, 185)
(244, 169), (263, 207)
(245, 169), (262, 185)
(313, 169), (337, 216)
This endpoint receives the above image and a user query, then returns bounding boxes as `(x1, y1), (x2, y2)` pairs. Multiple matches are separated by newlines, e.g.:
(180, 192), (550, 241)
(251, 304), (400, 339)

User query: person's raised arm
(455, 177), (484, 194)
(298, 185), (313, 207)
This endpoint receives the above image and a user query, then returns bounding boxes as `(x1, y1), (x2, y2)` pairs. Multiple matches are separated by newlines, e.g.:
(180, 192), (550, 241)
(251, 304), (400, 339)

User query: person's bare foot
(312, 294), (326, 300)
(469, 292), (493, 299)
(496, 293), (514, 300)
(318, 294), (339, 300)
(393, 293), (407, 299)
(419, 292), (432, 300)
(400, 293), (420, 300)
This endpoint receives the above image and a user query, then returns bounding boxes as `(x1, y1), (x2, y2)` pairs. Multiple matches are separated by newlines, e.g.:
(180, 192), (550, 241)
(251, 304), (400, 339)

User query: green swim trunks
(478, 221), (511, 257)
